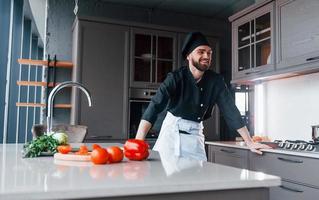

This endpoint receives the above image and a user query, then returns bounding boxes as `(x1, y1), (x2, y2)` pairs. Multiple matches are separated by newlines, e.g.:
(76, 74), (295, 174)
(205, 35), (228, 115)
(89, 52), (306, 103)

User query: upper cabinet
(130, 28), (177, 88)
(230, 0), (319, 84)
(276, 0), (319, 70)
(232, 2), (275, 80)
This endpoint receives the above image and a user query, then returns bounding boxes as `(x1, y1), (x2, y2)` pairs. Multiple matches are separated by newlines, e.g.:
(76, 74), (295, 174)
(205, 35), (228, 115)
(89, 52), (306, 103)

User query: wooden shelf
(17, 81), (60, 87)
(16, 102), (72, 108)
(18, 59), (73, 68)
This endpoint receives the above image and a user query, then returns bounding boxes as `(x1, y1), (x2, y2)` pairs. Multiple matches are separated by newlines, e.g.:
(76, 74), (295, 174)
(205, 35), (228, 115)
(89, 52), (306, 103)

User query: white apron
(153, 112), (207, 161)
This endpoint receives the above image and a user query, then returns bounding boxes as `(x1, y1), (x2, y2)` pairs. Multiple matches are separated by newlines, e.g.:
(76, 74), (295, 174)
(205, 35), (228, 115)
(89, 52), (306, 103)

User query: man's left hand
(246, 142), (272, 155)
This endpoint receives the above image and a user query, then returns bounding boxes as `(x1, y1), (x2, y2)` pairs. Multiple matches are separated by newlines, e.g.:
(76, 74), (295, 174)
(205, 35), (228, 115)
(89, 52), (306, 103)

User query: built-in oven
(128, 88), (167, 146)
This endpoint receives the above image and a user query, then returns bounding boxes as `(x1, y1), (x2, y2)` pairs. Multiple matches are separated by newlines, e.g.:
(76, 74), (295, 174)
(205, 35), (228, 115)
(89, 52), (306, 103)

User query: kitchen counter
(0, 143), (280, 200)
(205, 141), (319, 159)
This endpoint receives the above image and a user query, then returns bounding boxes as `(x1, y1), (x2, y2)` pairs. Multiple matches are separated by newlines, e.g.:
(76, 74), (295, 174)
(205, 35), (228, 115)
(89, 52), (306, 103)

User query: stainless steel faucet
(46, 81), (92, 134)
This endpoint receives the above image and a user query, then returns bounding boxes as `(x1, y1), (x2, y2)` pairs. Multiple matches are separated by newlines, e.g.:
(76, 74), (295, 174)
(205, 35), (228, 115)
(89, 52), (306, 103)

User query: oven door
(128, 99), (166, 139)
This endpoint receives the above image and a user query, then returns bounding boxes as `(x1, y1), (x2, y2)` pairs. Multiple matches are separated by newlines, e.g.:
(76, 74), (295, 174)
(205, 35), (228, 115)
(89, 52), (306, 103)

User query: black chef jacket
(142, 66), (245, 131)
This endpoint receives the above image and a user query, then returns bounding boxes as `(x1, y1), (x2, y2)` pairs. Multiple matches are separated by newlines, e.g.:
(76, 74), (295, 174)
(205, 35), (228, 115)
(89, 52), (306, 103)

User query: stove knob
(285, 143), (293, 149)
(292, 144), (300, 150)
(299, 144), (307, 150)
(278, 142), (285, 148)
(306, 144), (315, 151)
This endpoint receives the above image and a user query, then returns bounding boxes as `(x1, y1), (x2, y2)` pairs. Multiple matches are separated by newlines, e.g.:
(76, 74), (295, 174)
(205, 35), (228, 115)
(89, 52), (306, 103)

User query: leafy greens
(22, 134), (59, 158)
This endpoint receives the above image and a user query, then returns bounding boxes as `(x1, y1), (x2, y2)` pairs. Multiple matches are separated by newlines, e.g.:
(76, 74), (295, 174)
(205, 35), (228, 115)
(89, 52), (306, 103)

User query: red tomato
(91, 148), (110, 165)
(57, 145), (72, 154)
(92, 144), (102, 150)
(76, 145), (89, 155)
(106, 146), (124, 163)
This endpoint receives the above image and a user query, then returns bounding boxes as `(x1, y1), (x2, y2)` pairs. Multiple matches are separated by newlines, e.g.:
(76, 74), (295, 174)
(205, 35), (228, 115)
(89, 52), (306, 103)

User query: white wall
(260, 72), (319, 141)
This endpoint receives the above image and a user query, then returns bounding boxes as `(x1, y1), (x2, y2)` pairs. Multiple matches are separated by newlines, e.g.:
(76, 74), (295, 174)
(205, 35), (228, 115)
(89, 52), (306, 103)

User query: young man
(135, 32), (270, 161)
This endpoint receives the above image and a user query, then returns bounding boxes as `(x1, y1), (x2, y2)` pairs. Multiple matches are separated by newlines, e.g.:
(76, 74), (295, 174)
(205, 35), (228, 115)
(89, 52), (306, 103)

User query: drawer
(250, 152), (319, 188)
(211, 146), (248, 157)
(270, 181), (319, 200)
(209, 146), (249, 169)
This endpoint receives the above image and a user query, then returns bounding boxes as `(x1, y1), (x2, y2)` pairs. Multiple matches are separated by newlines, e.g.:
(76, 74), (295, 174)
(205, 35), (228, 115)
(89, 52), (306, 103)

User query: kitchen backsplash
(257, 72), (319, 141)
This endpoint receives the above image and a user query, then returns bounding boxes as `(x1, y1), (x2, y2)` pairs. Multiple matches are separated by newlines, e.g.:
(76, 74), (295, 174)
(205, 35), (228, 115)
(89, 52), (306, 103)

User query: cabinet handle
(245, 70), (261, 75)
(89, 135), (113, 139)
(277, 157), (303, 163)
(130, 99), (150, 103)
(220, 148), (236, 154)
(306, 56), (319, 61)
(280, 185), (304, 193)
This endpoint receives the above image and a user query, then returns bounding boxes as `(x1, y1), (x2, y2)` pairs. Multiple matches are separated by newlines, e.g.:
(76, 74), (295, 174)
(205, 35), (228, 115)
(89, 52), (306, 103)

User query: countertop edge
(205, 141), (319, 159)
(1, 179), (281, 200)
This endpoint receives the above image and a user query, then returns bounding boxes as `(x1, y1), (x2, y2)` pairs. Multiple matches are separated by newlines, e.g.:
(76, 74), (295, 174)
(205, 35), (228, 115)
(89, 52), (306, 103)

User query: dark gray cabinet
(71, 18), (129, 140)
(276, 0), (319, 70)
(229, 0), (319, 84)
(249, 151), (319, 200)
(207, 145), (249, 169)
(207, 144), (319, 200)
(249, 152), (319, 188)
(270, 181), (319, 200)
(230, 0), (319, 83)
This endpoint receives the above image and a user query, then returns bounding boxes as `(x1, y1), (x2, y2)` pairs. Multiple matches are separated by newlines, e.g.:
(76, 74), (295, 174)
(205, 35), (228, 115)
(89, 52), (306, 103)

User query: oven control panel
(129, 88), (157, 99)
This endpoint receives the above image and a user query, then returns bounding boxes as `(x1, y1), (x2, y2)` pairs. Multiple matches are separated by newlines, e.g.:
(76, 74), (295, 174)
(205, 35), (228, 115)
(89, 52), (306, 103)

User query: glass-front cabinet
(131, 28), (177, 88)
(232, 2), (275, 81)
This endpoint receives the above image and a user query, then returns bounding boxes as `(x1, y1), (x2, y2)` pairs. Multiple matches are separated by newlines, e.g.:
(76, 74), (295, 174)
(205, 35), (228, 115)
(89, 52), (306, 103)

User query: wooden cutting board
(54, 152), (91, 162)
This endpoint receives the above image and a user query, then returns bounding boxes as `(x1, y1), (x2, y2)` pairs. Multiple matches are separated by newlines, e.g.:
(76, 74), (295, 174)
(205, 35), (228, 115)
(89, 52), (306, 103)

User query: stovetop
(274, 140), (319, 153)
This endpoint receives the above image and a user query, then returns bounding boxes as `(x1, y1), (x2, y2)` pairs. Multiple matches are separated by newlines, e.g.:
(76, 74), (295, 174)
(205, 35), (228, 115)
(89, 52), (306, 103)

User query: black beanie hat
(181, 32), (210, 59)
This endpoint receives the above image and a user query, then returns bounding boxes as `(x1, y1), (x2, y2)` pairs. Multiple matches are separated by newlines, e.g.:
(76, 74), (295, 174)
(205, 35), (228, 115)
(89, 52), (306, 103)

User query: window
(234, 85), (251, 130)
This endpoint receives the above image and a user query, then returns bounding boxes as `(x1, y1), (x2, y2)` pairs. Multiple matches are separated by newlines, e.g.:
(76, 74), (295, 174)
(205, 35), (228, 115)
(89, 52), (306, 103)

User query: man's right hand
(246, 141), (272, 155)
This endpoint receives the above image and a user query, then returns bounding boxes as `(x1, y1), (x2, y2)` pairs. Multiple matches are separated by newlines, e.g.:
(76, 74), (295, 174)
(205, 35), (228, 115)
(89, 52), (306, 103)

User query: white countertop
(0, 143), (280, 200)
(205, 141), (319, 159)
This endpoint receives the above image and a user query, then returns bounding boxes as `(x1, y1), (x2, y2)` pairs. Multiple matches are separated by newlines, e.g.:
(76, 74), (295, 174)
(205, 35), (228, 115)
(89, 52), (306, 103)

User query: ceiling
(25, 0), (257, 45)
(100, 0), (256, 20)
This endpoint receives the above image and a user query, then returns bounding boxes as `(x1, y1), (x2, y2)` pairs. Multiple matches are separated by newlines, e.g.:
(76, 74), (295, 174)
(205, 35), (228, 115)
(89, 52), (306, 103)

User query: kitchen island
(0, 143), (280, 200)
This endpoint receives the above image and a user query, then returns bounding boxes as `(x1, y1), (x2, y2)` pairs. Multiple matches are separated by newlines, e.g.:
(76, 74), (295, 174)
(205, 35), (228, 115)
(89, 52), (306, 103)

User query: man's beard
(192, 58), (210, 72)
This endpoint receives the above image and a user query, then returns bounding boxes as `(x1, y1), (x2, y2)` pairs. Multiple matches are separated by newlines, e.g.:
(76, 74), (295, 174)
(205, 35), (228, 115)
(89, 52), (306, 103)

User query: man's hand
(236, 126), (272, 155)
(246, 141), (272, 155)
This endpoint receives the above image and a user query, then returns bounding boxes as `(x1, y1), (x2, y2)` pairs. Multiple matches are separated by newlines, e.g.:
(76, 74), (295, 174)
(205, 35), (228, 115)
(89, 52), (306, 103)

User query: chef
(135, 31), (270, 161)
